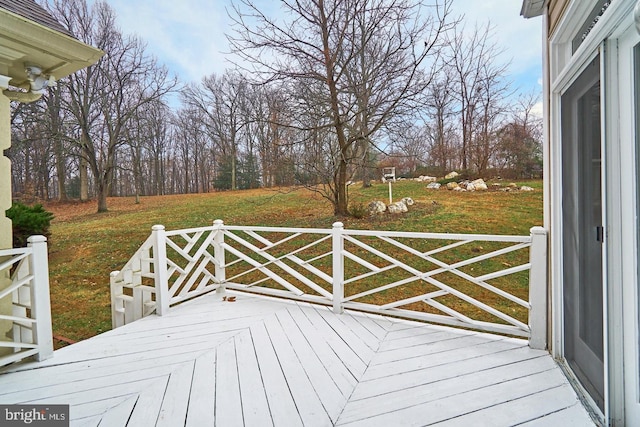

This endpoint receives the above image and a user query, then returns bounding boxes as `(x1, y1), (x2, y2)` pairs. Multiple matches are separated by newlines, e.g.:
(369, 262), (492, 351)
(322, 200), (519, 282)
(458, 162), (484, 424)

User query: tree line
(8, 0), (541, 215)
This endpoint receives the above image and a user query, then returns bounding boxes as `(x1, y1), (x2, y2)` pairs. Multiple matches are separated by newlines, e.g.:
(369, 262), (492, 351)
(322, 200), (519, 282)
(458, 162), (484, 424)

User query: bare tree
(183, 71), (248, 191)
(422, 72), (457, 175)
(494, 92), (542, 178)
(48, 0), (177, 212)
(228, 0), (455, 215)
(447, 22), (508, 173)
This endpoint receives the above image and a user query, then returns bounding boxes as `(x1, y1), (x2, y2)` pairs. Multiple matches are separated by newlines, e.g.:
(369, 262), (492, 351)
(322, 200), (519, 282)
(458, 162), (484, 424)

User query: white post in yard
(152, 225), (170, 316)
(528, 226), (548, 350)
(213, 219), (226, 293)
(332, 222), (344, 314)
(27, 235), (53, 361)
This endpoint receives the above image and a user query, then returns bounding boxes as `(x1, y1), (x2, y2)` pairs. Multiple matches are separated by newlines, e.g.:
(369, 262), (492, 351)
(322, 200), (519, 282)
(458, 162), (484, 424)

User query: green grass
(45, 180), (543, 346)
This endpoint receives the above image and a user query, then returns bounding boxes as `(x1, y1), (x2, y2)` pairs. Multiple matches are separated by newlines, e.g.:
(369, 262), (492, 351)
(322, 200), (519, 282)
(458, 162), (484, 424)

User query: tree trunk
(335, 155), (348, 215)
(79, 157), (89, 201)
(97, 183), (108, 212)
(55, 149), (67, 202)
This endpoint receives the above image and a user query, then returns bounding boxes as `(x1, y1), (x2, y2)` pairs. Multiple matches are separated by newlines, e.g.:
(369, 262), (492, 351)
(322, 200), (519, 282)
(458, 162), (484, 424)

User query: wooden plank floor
(0, 291), (595, 426)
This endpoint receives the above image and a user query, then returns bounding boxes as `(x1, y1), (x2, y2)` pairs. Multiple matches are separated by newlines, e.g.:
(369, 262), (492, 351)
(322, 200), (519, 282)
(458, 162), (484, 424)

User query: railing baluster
(332, 222), (344, 314)
(528, 226), (548, 350)
(27, 235), (53, 361)
(152, 225), (170, 316)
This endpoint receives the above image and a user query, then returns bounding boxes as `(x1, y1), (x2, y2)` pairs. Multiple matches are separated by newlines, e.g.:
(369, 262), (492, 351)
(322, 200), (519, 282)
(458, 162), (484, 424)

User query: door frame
(548, 1), (639, 424)
(560, 53), (605, 411)
(616, 19), (640, 424)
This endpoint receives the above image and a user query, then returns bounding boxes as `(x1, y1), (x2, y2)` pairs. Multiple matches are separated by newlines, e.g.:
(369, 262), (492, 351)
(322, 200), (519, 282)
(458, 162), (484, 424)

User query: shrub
(6, 202), (54, 247)
(349, 202), (368, 219)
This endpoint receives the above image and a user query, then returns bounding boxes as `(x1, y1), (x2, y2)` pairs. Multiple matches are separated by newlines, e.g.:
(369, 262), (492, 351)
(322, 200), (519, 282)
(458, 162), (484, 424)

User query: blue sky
(101, 0), (543, 107)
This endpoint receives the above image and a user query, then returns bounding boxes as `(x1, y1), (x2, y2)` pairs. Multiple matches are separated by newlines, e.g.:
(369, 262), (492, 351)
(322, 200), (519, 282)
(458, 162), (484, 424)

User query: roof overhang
(0, 7), (103, 89)
(521, 0), (547, 18)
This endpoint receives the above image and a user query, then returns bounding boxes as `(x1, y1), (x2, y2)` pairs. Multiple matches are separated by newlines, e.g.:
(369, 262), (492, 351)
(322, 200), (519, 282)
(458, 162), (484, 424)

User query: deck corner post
(27, 235), (53, 361)
(332, 222), (344, 314)
(213, 219), (226, 293)
(528, 226), (548, 350)
(110, 271), (123, 329)
(152, 225), (170, 316)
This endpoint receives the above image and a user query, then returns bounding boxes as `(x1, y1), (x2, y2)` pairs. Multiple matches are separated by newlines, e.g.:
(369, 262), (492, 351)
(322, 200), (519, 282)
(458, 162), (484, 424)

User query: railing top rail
(164, 225), (220, 237)
(342, 228), (531, 243)
(0, 246), (32, 257)
(160, 224), (531, 243)
(222, 225), (334, 235)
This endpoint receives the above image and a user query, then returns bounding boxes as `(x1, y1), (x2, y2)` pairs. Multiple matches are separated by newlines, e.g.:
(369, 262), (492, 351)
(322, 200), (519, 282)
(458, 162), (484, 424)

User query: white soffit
(521, 0), (547, 18)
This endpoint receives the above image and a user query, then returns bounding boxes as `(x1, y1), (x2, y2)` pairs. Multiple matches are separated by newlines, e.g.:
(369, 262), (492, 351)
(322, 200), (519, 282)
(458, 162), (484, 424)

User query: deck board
(185, 350), (216, 427)
(214, 339), (244, 427)
(0, 291), (595, 426)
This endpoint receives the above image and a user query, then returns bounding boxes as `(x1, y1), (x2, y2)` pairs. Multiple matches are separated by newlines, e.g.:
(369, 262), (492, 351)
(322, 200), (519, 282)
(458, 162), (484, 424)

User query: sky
(99, 0), (544, 108)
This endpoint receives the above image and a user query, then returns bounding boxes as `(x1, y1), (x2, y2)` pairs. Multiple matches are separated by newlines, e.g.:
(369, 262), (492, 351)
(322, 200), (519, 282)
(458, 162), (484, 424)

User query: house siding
(548, 0), (570, 37)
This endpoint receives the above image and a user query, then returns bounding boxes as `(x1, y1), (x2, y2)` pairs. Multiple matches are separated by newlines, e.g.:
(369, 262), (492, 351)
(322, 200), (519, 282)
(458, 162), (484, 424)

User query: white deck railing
(0, 236), (54, 367)
(111, 221), (548, 349)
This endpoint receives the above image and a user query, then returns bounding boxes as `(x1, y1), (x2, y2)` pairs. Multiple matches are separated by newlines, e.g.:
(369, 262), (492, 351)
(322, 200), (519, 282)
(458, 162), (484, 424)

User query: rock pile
(414, 175), (437, 183)
(423, 171), (536, 193)
(367, 197), (415, 215)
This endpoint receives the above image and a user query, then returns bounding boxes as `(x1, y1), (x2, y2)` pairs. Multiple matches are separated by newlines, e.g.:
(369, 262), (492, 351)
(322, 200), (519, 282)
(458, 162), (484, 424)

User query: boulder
(415, 175), (437, 183)
(401, 197), (415, 206)
(367, 200), (387, 215)
(445, 171), (459, 180)
(446, 181), (459, 190)
(388, 201), (408, 214)
(520, 186), (535, 192)
(466, 182), (476, 192)
(471, 178), (488, 191)
(426, 182), (441, 189)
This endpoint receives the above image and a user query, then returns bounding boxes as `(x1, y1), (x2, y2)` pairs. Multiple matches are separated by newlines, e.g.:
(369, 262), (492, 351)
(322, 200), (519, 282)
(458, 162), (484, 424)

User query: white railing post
(27, 235), (53, 361)
(528, 226), (548, 350)
(332, 222), (344, 314)
(213, 219), (226, 293)
(110, 271), (123, 328)
(152, 225), (170, 316)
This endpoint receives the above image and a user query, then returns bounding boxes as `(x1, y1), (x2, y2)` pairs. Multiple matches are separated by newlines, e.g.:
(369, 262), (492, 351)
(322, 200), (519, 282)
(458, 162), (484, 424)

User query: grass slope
(44, 180), (543, 347)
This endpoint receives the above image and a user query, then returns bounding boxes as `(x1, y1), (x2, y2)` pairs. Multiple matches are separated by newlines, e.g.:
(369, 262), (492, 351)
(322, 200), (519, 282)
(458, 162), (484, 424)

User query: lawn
(44, 179), (543, 347)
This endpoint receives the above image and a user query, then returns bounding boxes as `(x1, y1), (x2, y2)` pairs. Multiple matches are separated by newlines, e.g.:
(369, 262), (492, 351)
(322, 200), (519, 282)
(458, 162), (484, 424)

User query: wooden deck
(0, 291), (595, 426)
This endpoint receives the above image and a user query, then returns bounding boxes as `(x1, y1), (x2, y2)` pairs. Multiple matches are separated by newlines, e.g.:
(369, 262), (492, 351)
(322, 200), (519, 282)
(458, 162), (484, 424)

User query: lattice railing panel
(163, 226), (221, 304)
(0, 237), (53, 367)
(339, 230), (532, 336)
(221, 226), (334, 303)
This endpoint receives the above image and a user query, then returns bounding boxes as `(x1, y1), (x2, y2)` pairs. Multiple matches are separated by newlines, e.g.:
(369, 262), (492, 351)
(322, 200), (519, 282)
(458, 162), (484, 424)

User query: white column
(0, 74), (14, 357)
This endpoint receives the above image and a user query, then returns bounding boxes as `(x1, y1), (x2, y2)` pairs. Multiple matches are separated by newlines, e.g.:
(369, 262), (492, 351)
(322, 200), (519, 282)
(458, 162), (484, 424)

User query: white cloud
(450, 0), (542, 72)
(531, 101), (544, 118)
(106, 0), (231, 83)
(101, 0), (543, 91)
